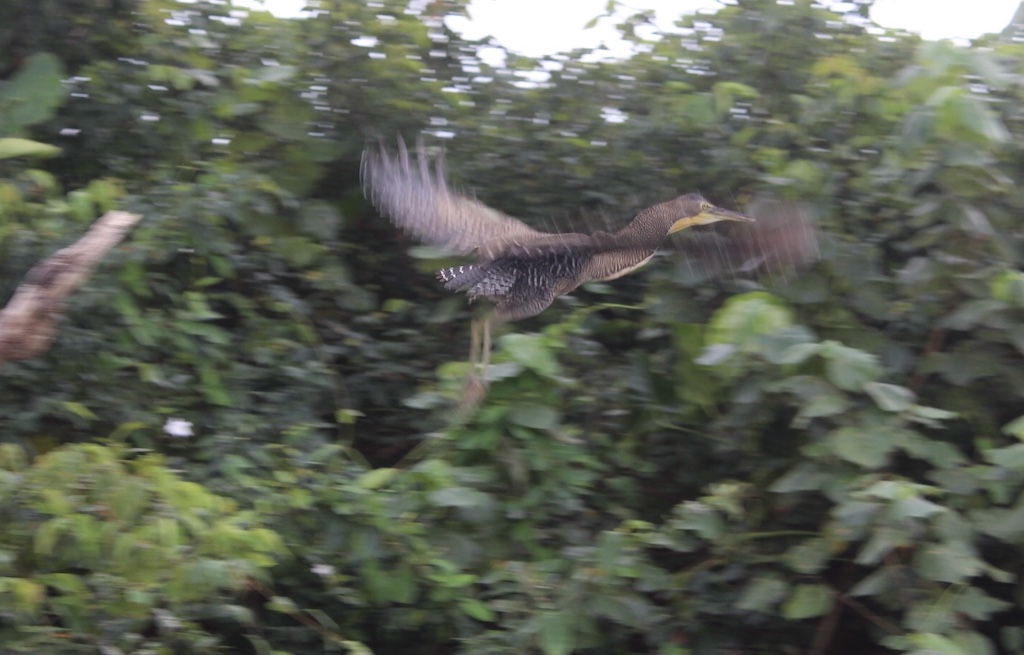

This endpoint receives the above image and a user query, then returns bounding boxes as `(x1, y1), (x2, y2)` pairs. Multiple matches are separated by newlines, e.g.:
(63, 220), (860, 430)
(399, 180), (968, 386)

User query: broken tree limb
(0, 210), (142, 365)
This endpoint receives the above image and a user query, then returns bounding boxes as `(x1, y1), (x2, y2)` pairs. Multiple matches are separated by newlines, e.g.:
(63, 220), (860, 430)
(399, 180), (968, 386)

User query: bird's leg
(480, 315), (491, 379)
(467, 313), (493, 379)
(456, 316), (489, 413)
(469, 316), (482, 374)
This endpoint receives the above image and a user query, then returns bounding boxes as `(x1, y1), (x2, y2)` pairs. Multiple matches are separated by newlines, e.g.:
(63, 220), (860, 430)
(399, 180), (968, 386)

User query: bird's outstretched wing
(476, 231), (615, 260)
(361, 136), (546, 256)
(669, 199), (820, 283)
(482, 199), (820, 274)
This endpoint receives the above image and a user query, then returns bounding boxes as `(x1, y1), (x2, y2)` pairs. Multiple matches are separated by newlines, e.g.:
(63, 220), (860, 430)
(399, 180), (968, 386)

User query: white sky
(256, 0), (1021, 56)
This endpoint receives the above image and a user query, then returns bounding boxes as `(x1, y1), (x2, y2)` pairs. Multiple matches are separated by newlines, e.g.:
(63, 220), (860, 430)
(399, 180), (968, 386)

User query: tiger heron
(361, 136), (815, 395)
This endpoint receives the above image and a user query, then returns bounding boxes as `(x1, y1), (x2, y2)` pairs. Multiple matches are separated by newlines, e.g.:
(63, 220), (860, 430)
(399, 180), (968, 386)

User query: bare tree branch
(0, 210), (141, 365)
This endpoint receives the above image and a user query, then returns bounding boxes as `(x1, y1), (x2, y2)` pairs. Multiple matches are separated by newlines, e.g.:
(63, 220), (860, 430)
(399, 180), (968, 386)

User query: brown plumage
(361, 136), (818, 402)
(362, 137), (760, 321)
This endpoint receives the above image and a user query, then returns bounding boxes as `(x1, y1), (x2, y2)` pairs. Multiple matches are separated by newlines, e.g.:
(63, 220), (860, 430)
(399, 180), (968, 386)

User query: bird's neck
(615, 200), (678, 248)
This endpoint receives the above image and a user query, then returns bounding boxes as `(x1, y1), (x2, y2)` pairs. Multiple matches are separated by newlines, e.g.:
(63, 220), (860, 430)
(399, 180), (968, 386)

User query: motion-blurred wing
(670, 199), (820, 283)
(361, 136), (545, 256)
(477, 231), (611, 260)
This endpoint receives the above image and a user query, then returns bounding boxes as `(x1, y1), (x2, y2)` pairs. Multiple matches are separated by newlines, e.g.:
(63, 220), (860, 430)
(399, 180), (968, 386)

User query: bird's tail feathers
(436, 265), (486, 292)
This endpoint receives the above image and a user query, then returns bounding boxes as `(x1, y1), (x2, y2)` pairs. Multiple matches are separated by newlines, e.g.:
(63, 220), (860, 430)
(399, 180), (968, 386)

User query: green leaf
(864, 382), (915, 412)
(782, 583), (833, 620)
(597, 531), (623, 573)
(197, 364), (232, 406)
(958, 204), (996, 237)
(356, 468), (397, 490)
(982, 443), (1024, 469)
(821, 342), (880, 391)
(905, 632), (967, 655)
(384, 565), (416, 603)
(712, 80), (760, 114)
(951, 631), (995, 655)
(0, 137), (60, 160)
(861, 479), (939, 501)
(990, 270), (1024, 305)
(706, 292), (794, 350)
(590, 593), (657, 628)
(775, 342), (822, 365)
(266, 595), (299, 614)
(827, 426), (893, 469)
(501, 333), (560, 377)
(682, 93), (716, 128)
(274, 235), (324, 268)
(10, 579), (44, 615)
(848, 567), (895, 597)
(781, 159), (824, 186)
(798, 390), (849, 420)
(972, 503), (1024, 542)
(891, 496), (944, 520)
(177, 321), (230, 344)
(905, 404), (958, 428)
(957, 95), (1010, 143)
(61, 402), (98, 420)
(856, 524), (905, 564)
(336, 408), (364, 425)
(538, 611), (575, 655)
(508, 403), (560, 430)
(941, 299), (1004, 330)
(429, 487), (494, 509)
(770, 462), (824, 493)
(672, 502), (726, 539)
(298, 200), (344, 240)
(459, 597), (496, 622)
(35, 520), (63, 555)
(252, 64), (298, 84)
(1002, 415), (1024, 441)
(0, 53), (66, 134)
(406, 244), (452, 259)
(694, 343), (735, 366)
(736, 574), (788, 612)
(913, 543), (982, 583)
(952, 587), (1012, 620)
(783, 538), (830, 574)
(773, 376), (849, 422)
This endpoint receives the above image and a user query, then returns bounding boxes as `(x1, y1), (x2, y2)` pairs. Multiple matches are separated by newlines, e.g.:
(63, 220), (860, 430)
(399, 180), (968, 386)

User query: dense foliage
(3, 0), (1024, 653)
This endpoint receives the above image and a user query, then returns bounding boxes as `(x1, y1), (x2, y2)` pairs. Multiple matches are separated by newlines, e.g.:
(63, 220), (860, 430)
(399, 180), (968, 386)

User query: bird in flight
(362, 136), (818, 404)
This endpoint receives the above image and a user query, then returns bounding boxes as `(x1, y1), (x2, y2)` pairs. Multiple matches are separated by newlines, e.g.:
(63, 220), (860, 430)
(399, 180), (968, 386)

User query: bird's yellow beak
(669, 206), (755, 234)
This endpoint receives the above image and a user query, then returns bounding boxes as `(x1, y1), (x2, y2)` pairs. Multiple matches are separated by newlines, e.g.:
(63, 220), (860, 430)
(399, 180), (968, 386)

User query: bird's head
(668, 193), (754, 234)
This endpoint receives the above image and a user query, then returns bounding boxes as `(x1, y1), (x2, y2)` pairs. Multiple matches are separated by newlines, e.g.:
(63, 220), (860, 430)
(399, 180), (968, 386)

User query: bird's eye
(700, 202), (712, 211)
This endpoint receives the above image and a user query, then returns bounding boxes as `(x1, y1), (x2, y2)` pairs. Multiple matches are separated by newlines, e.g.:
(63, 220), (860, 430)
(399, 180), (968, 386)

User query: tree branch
(0, 210), (141, 365)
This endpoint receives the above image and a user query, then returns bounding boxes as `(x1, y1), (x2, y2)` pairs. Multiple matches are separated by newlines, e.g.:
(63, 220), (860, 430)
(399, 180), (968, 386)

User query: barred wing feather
(361, 136), (544, 256)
